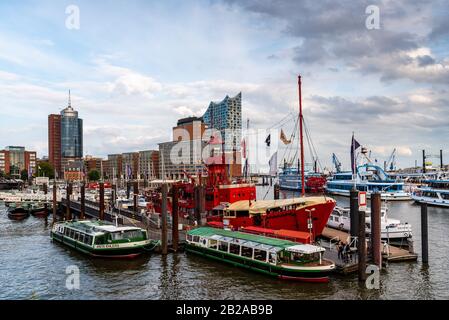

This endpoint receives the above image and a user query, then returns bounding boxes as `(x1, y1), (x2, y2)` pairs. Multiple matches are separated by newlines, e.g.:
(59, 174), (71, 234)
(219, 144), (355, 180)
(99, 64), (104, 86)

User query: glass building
(202, 92), (242, 152)
(60, 105), (83, 158)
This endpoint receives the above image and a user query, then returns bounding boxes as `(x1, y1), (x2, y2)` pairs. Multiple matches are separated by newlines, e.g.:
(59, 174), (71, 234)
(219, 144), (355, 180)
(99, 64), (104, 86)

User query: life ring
(404, 232), (409, 238)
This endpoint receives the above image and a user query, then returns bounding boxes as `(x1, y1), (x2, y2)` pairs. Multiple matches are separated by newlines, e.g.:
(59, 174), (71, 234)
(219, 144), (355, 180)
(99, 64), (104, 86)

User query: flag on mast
(269, 152), (278, 176)
(351, 134), (361, 175)
(280, 129), (292, 145)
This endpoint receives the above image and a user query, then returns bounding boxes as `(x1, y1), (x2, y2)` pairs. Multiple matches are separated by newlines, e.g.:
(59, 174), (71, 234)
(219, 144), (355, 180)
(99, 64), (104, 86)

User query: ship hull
(221, 199), (336, 237)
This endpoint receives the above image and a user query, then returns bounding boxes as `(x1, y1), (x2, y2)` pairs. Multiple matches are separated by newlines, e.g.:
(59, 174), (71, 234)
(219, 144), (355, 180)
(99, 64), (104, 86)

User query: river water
(1, 187), (448, 300)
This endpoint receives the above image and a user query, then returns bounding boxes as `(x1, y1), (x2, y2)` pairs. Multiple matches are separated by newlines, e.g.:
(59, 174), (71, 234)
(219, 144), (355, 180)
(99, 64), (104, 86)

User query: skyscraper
(202, 93), (242, 176)
(48, 91), (83, 177)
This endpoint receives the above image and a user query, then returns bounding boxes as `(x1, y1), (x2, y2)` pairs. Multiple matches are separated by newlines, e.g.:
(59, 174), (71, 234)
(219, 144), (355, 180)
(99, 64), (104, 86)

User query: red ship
(148, 75), (335, 241)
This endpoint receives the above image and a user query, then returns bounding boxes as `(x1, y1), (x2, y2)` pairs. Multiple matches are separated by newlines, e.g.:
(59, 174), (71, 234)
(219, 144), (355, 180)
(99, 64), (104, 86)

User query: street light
(306, 208), (316, 243)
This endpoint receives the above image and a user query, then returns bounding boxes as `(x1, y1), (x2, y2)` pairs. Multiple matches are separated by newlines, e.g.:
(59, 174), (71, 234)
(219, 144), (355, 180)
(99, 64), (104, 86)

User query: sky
(0, 0), (448, 171)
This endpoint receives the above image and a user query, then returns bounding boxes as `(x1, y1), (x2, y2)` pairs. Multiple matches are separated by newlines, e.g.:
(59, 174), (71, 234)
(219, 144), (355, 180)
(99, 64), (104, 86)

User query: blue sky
(0, 0), (448, 171)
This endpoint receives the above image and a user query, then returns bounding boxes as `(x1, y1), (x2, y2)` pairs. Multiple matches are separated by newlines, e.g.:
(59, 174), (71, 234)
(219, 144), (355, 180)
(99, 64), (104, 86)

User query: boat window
(192, 236), (200, 243)
(229, 243), (240, 255)
(187, 234), (193, 242)
(208, 239), (218, 249)
(74, 232), (80, 241)
(218, 241), (229, 252)
(236, 210), (249, 217)
(95, 236), (105, 245)
(254, 249), (267, 262)
(111, 230), (143, 241)
(268, 253), (277, 264)
(64, 228), (70, 236)
(335, 217), (339, 222)
(85, 235), (92, 245)
(241, 246), (253, 258)
(70, 229), (75, 239)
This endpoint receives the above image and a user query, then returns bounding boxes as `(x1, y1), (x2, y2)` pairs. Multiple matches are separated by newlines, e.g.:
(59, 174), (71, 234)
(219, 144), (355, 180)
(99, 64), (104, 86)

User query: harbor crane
(385, 148), (397, 171)
(332, 153), (342, 173)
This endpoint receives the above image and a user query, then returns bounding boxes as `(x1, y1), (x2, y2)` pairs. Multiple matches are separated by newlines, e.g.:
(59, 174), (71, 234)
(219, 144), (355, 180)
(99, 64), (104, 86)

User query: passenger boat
(207, 196), (336, 239)
(51, 220), (158, 258)
(7, 205), (30, 221)
(411, 180), (449, 207)
(186, 227), (335, 282)
(327, 206), (413, 240)
(326, 164), (411, 201)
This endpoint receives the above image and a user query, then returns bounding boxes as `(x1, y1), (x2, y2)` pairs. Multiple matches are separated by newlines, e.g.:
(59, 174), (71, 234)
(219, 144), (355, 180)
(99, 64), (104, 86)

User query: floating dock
(321, 227), (418, 265)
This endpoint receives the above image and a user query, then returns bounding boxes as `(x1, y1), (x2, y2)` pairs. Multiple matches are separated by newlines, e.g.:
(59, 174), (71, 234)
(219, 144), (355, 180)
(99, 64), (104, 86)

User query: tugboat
(51, 220), (158, 258)
(186, 227), (335, 282)
(7, 204), (30, 221)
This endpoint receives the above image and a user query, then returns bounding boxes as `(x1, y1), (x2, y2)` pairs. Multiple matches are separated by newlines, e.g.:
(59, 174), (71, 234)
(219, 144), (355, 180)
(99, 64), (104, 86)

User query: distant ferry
(186, 227), (335, 282)
(326, 164), (411, 201)
(51, 220), (158, 258)
(327, 206), (413, 240)
(411, 180), (449, 208)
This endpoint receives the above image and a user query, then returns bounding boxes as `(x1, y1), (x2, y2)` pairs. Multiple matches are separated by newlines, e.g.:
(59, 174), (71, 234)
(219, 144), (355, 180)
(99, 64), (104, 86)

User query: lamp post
(306, 208), (316, 243)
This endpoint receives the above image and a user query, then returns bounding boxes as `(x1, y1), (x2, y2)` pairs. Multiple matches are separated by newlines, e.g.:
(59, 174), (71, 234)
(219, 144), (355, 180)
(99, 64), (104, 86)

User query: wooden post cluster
(133, 181), (139, 214)
(358, 207), (367, 282)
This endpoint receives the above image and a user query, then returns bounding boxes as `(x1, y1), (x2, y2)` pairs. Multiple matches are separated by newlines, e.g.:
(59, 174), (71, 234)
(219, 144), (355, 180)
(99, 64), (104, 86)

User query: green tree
(88, 170), (101, 181)
(20, 169), (29, 181)
(0, 170), (4, 178)
(37, 162), (55, 179)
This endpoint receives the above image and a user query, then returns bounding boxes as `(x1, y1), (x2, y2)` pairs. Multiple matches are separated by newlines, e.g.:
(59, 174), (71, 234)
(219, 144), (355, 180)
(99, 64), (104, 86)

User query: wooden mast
(298, 75), (305, 196)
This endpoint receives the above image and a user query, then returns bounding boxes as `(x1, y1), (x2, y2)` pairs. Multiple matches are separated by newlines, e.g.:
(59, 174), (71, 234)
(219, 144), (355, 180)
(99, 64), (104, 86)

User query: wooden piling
(350, 189), (359, 238)
(126, 182), (131, 199)
(80, 182), (85, 219)
(161, 184), (168, 255)
(52, 182), (57, 224)
(370, 192), (382, 269)
(99, 182), (105, 220)
(43, 183), (48, 212)
(421, 203), (429, 264)
(274, 183), (280, 200)
(133, 181), (138, 214)
(172, 185), (179, 252)
(358, 207), (367, 282)
(66, 183), (72, 221)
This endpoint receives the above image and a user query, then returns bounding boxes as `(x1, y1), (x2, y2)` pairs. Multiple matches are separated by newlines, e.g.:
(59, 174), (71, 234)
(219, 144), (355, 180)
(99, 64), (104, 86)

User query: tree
(0, 170), (4, 178)
(88, 170), (101, 181)
(20, 169), (29, 181)
(37, 162), (55, 179)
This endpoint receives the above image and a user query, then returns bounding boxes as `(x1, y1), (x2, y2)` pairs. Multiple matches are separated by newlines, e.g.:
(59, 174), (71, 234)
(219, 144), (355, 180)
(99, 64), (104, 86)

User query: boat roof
(226, 196), (334, 214)
(285, 244), (325, 254)
(188, 227), (297, 249)
(57, 220), (143, 235)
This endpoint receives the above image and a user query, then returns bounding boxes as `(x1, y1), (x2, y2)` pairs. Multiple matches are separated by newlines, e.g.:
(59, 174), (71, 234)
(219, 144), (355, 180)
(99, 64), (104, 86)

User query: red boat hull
(210, 198), (336, 238)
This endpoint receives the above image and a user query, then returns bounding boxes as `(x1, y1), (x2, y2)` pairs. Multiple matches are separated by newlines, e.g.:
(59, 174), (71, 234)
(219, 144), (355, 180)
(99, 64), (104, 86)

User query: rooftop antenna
(68, 90), (72, 108)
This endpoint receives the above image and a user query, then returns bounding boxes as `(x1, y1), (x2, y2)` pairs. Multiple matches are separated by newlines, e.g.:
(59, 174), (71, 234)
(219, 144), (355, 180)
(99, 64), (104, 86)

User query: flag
(351, 134), (361, 174)
(265, 134), (271, 147)
(280, 129), (292, 145)
(269, 152), (278, 176)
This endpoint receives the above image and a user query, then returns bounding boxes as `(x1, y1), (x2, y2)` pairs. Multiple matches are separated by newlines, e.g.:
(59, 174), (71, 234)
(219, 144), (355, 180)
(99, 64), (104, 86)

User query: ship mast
(298, 75), (305, 196)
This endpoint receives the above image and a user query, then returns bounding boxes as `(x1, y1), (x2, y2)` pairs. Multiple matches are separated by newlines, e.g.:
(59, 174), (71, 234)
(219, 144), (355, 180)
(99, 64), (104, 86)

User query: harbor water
(1, 187), (448, 300)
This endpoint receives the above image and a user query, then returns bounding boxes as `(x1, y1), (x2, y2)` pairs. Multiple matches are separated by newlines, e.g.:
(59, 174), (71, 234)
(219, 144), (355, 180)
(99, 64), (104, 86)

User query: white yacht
(327, 206), (413, 240)
(411, 179), (449, 208)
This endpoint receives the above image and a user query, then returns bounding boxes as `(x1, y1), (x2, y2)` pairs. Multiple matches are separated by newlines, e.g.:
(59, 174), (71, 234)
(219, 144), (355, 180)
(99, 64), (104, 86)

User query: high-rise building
(139, 150), (159, 180)
(0, 146), (37, 179)
(202, 93), (242, 176)
(106, 150), (159, 181)
(48, 91), (83, 178)
(159, 117), (208, 180)
(106, 154), (123, 180)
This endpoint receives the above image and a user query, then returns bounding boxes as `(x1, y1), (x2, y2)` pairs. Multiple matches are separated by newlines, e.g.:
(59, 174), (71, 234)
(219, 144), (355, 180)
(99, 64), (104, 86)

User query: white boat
(411, 180), (449, 208)
(326, 164), (411, 201)
(327, 206), (413, 240)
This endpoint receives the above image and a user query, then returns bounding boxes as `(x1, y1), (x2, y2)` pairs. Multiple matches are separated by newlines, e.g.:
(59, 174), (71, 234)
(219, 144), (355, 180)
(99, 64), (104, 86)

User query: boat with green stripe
(186, 227), (335, 283)
(51, 220), (158, 259)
